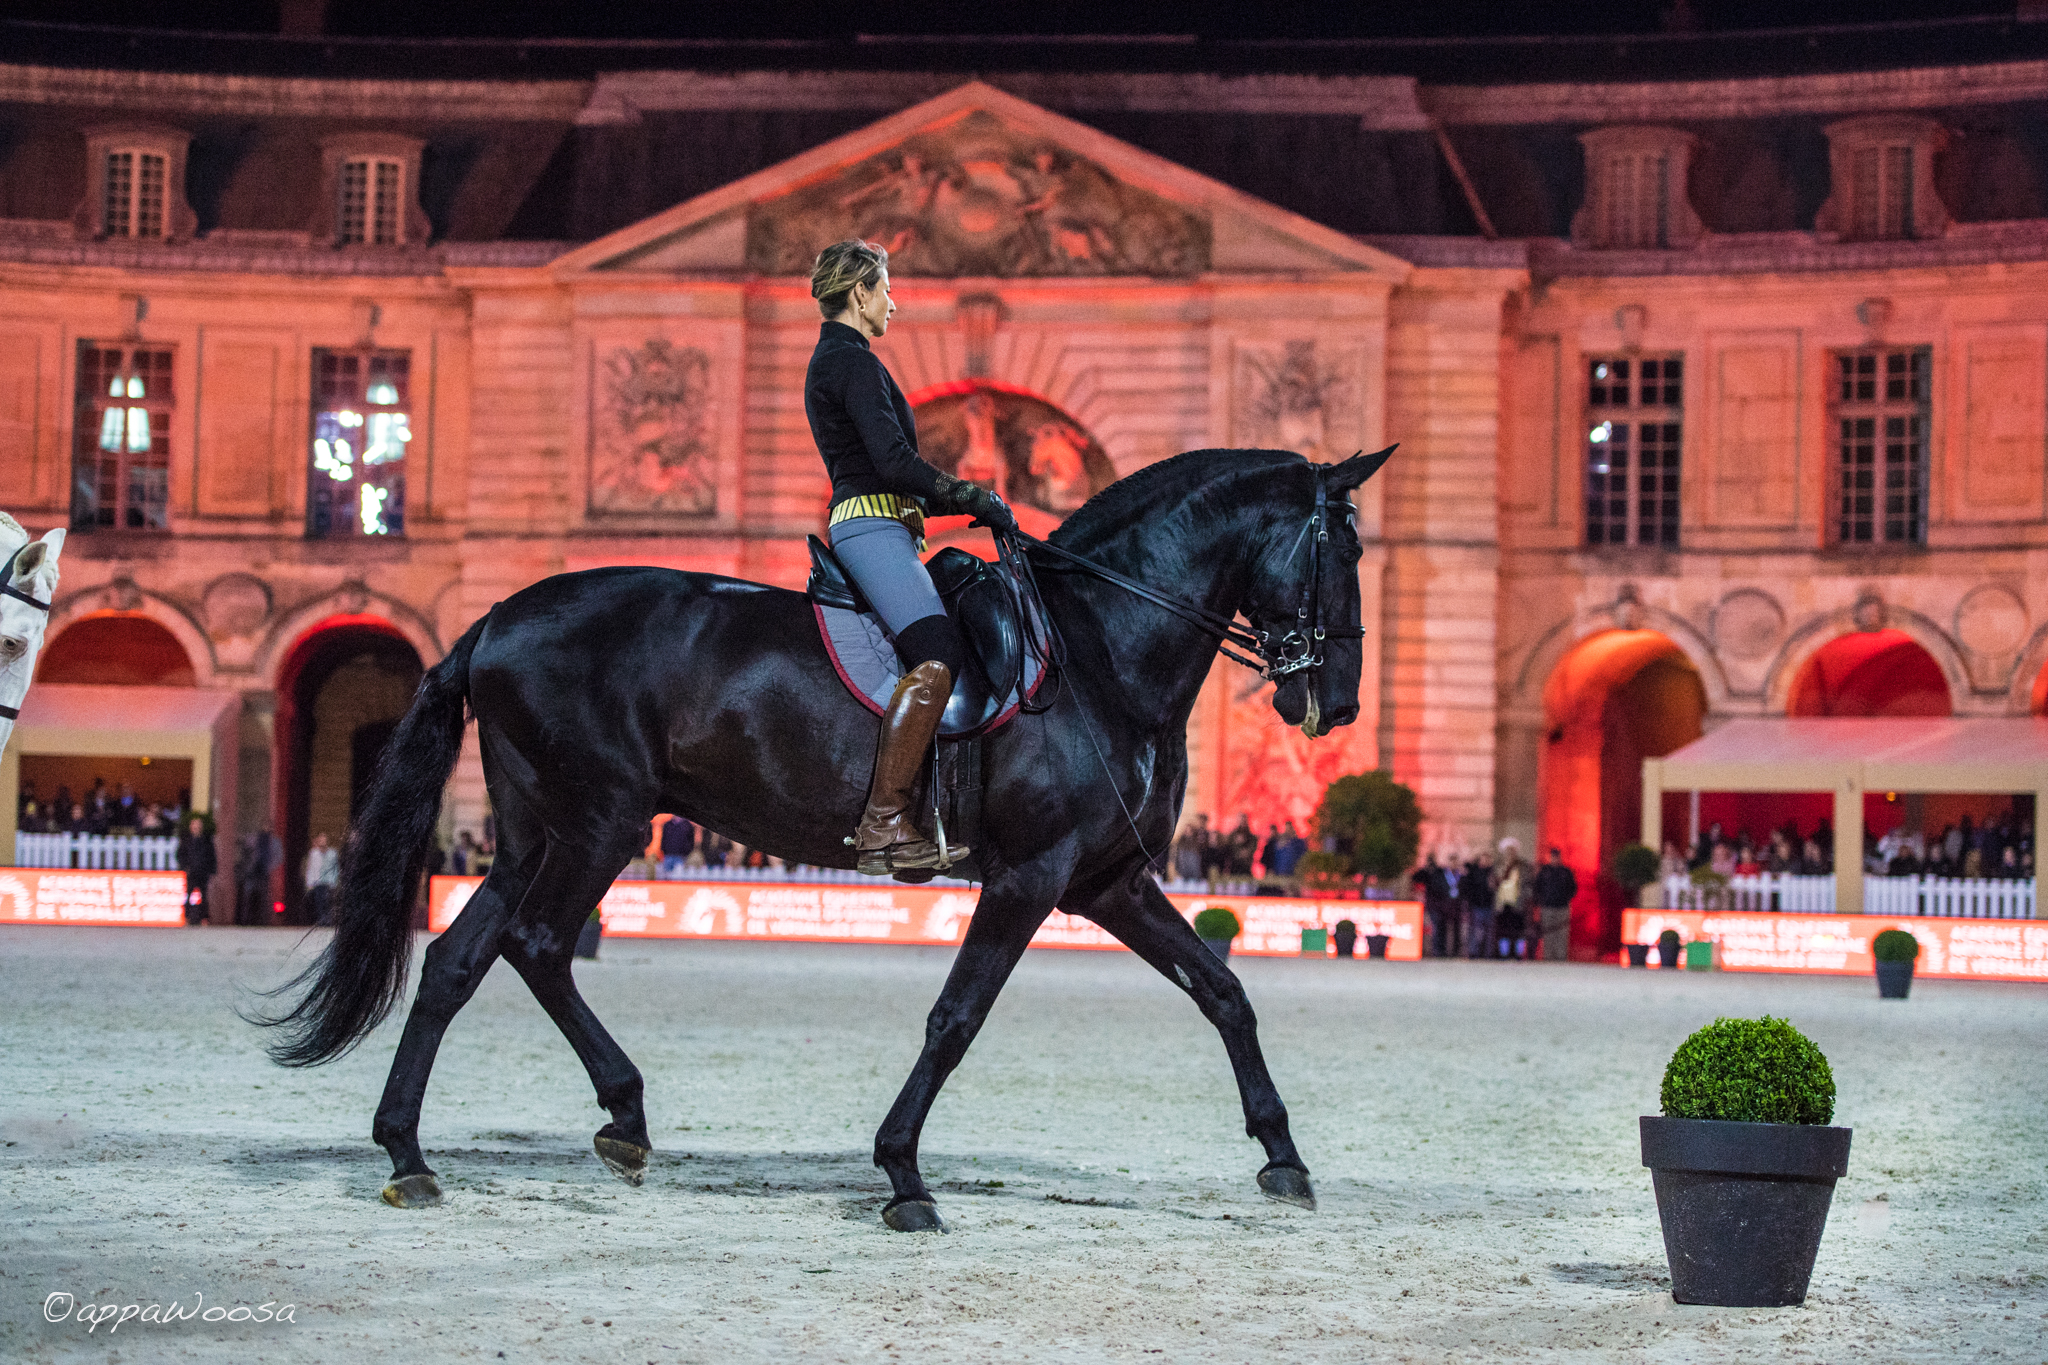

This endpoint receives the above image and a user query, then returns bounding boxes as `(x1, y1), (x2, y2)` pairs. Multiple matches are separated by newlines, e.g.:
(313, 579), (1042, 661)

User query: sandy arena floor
(2, 925), (2043, 1364)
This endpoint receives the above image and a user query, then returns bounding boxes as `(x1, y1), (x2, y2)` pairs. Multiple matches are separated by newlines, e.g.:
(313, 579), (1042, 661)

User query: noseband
(1006, 471), (1365, 684)
(0, 540), (52, 722)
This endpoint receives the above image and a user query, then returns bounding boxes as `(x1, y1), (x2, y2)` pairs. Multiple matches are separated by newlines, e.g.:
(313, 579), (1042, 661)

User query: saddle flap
(805, 535), (868, 613)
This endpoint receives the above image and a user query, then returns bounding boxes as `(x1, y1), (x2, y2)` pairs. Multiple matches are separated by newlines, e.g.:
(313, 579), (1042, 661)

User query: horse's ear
(1323, 444), (1396, 491)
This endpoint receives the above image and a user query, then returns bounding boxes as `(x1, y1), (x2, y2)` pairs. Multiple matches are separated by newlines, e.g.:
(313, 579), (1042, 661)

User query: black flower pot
(1201, 936), (1233, 959)
(1640, 1116), (1852, 1307)
(1626, 944), (1651, 967)
(1875, 959), (1913, 999)
(575, 916), (602, 960)
(1364, 933), (1390, 959)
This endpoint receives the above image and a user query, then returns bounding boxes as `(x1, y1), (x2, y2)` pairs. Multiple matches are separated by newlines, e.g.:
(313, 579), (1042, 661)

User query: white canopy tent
(1642, 717), (2048, 916)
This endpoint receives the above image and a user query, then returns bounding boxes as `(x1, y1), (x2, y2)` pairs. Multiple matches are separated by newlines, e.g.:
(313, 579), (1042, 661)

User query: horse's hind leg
(497, 834), (654, 1187)
(371, 856), (526, 1207)
(1073, 870), (1315, 1210)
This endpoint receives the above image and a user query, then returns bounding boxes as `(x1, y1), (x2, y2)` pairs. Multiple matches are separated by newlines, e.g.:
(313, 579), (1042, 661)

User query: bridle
(1000, 468), (1366, 686)
(0, 539), (52, 722)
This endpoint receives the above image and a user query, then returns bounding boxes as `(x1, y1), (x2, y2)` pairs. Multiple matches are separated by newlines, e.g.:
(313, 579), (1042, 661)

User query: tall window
(338, 158), (404, 246)
(1832, 348), (1929, 546)
(72, 344), (174, 531)
(103, 149), (167, 239)
(1584, 355), (1682, 548)
(1600, 152), (1669, 249)
(308, 349), (410, 538)
(1851, 143), (1914, 241)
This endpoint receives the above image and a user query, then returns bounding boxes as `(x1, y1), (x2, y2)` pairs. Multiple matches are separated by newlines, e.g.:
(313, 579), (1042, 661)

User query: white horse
(0, 512), (64, 759)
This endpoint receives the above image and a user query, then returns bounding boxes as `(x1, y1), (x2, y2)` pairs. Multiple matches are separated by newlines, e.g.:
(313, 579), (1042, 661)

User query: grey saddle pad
(807, 537), (1045, 739)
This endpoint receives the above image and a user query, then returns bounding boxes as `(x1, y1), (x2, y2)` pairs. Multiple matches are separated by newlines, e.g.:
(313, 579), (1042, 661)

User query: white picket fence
(1662, 872), (2036, 919)
(13, 831), (181, 870)
(1862, 875), (2037, 920)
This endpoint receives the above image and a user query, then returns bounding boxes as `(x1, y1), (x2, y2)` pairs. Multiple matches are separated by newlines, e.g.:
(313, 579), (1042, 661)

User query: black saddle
(806, 535), (1025, 737)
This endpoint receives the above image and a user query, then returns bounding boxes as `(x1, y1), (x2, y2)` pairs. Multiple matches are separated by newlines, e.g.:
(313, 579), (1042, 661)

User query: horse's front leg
(1072, 869), (1315, 1209)
(873, 886), (1050, 1231)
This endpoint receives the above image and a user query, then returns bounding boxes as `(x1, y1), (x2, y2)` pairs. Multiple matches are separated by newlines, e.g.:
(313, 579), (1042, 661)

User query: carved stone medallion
(1712, 588), (1786, 663)
(910, 382), (1115, 517)
(590, 340), (716, 516)
(746, 111), (1209, 278)
(1233, 341), (1355, 460)
(203, 573), (272, 640)
(1954, 583), (2029, 658)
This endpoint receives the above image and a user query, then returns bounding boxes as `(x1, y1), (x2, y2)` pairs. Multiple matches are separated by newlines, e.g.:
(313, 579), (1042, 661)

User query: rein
(995, 470), (1365, 686)
(0, 540), (51, 722)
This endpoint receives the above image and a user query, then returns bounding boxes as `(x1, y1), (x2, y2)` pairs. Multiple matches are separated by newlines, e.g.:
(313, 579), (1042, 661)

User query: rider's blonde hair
(811, 239), (888, 318)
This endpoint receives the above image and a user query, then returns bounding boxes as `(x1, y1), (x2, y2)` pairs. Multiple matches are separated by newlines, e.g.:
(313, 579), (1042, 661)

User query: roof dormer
(310, 133), (431, 248)
(1572, 126), (1705, 250)
(1816, 115), (1950, 242)
(74, 123), (198, 243)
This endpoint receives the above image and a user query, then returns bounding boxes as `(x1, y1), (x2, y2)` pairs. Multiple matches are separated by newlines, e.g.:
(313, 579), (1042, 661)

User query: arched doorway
(1787, 629), (1951, 716)
(36, 614), (196, 685)
(905, 380), (1117, 542)
(274, 618), (423, 923)
(1538, 630), (1707, 960)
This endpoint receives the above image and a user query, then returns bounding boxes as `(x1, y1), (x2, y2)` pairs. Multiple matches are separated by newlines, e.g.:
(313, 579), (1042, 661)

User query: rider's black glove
(968, 488), (1019, 535)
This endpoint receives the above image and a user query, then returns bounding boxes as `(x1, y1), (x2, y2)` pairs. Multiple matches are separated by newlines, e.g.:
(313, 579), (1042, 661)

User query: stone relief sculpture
(1234, 340), (1351, 459)
(747, 111), (1208, 278)
(589, 340), (715, 516)
(910, 382), (1115, 520)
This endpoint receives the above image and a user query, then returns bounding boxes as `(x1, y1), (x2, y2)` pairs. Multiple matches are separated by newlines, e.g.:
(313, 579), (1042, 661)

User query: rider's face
(852, 269), (895, 338)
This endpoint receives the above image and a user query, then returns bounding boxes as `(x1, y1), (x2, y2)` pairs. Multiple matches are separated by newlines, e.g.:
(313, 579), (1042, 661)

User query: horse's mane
(1049, 448), (1306, 550)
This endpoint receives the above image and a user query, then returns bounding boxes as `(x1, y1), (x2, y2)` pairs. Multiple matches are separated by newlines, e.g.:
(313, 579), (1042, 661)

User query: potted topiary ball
(1192, 906), (1242, 959)
(1332, 918), (1358, 959)
(1872, 928), (1919, 999)
(1641, 1016), (1851, 1307)
(1657, 927), (1683, 971)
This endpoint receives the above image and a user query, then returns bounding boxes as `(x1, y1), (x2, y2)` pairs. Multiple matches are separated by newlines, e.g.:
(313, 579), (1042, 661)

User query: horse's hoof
(1257, 1163), (1316, 1210)
(381, 1173), (442, 1208)
(594, 1133), (650, 1187)
(881, 1198), (947, 1233)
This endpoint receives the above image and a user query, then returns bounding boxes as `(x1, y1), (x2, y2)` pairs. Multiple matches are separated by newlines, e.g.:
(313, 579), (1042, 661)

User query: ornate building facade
(2, 31), (2044, 946)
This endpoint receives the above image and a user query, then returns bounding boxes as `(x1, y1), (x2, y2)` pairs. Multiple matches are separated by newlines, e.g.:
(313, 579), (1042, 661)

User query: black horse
(259, 445), (1389, 1231)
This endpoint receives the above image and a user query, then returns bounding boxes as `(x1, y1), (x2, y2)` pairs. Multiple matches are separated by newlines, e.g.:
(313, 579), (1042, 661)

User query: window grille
(1602, 153), (1669, 249)
(71, 344), (174, 531)
(1832, 348), (1929, 546)
(338, 158), (404, 246)
(102, 150), (167, 239)
(308, 349), (410, 538)
(1584, 355), (1683, 548)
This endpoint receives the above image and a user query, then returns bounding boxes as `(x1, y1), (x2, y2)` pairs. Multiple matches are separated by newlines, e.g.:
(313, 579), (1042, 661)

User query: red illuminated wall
(36, 615), (195, 687)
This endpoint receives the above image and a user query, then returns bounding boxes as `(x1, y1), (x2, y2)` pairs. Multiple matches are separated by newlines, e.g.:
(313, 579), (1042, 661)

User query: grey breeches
(828, 516), (945, 636)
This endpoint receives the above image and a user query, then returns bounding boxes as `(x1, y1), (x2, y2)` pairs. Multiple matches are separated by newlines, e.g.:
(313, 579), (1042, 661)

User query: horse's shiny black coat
(260, 446), (1388, 1224)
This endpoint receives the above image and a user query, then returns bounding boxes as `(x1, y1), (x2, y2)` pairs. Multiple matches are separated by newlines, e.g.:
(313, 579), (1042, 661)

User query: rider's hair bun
(811, 239), (889, 318)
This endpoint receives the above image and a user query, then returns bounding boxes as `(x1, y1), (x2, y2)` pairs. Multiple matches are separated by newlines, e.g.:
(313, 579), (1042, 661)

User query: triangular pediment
(554, 82), (1409, 280)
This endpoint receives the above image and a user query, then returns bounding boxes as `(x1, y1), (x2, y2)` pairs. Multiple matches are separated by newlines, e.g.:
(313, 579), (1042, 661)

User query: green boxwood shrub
(1660, 1016), (1835, 1125)
(1192, 907), (1241, 941)
(1872, 928), (1920, 963)
(1612, 842), (1660, 891)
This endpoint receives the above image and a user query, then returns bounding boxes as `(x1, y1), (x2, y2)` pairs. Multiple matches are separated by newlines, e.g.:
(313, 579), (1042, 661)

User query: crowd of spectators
(15, 777), (188, 837)
(1866, 804), (2036, 880)
(1166, 814), (1309, 884)
(1664, 819), (1836, 881)
(1408, 840), (1577, 961)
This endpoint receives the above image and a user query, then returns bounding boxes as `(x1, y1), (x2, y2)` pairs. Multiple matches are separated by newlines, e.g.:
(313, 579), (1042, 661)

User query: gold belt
(828, 493), (926, 550)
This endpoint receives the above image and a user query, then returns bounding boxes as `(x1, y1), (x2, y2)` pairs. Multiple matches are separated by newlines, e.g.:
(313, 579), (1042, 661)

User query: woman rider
(806, 239), (1018, 876)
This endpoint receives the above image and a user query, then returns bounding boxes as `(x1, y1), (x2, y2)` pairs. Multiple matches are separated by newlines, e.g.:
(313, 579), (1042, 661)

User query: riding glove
(931, 474), (1020, 534)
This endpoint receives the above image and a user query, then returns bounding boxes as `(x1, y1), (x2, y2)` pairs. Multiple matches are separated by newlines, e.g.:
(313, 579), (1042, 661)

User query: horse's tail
(254, 614), (486, 1067)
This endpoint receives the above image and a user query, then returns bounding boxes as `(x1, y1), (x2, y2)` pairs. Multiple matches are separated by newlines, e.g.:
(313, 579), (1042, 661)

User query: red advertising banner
(427, 876), (1423, 959)
(0, 868), (188, 927)
(1621, 909), (2048, 984)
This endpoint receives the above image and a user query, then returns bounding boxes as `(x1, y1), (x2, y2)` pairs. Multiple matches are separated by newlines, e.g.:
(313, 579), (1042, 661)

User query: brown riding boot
(855, 661), (969, 875)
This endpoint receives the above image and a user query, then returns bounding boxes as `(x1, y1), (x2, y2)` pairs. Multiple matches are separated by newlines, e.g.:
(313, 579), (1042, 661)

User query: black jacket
(805, 321), (958, 507)
(1532, 863), (1578, 908)
(178, 830), (218, 884)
